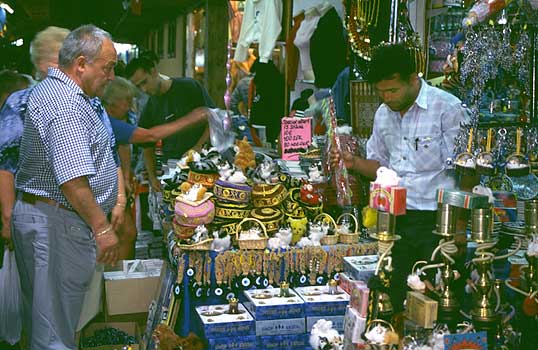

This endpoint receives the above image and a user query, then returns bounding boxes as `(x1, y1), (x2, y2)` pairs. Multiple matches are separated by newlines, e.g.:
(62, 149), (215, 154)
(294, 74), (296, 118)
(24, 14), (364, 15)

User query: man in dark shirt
(126, 58), (214, 190)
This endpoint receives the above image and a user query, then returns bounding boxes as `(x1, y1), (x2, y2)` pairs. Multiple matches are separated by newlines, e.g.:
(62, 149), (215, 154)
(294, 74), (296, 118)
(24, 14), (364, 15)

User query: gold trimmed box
(215, 202), (252, 220)
(214, 180), (252, 204)
(250, 207), (284, 234)
(187, 170), (220, 188)
(252, 183), (288, 208)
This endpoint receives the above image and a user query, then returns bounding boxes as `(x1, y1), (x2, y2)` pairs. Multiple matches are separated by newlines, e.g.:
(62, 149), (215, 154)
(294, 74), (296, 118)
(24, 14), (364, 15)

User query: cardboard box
(79, 322), (140, 350)
(207, 335), (257, 350)
(104, 260), (164, 316)
(196, 303), (255, 339)
(338, 272), (369, 317)
(294, 286), (350, 317)
(405, 291), (438, 329)
(369, 183), (406, 216)
(243, 288), (305, 320)
(306, 315), (345, 332)
(343, 255), (378, 282)
(257, 334), (305, 350)
(254, 317), (306, 336)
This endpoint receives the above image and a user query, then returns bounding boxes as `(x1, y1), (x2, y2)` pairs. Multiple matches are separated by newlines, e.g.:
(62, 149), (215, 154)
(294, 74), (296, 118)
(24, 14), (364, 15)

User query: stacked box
(294, 286), (350, 317)
(343, 306), (367, 350)
(196, 303), (256, 350)
(343, 255), (378, 282)
(243, 288), (306, 344)
(257, 334), (305, 350)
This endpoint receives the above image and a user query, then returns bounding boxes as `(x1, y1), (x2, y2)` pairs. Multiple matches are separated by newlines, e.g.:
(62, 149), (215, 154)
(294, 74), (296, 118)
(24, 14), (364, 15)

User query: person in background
(12, 25), (120, 349)
(1, 27), (72, 252)
(332, 43), (474, 314)
(0, 70), (30, 108)
(230, 75), (253, 116)
(101, 76), (211, 258)
(125, 57), (214, 191)
(291, 88), (314, 112)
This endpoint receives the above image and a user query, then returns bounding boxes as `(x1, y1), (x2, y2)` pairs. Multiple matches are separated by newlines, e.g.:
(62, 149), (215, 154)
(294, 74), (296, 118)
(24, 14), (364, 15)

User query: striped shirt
(16, 68), (118, 213)
(366, 79), (468, 210)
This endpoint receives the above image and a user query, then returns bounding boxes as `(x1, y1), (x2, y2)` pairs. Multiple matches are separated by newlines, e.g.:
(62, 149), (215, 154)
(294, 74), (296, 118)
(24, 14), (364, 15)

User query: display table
(165, 242), (377, 337)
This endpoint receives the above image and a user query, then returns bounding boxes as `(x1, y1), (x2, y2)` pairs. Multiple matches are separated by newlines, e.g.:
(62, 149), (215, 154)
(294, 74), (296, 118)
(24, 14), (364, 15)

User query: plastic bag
(208, 108), (236, 153)
(0, 248), (22, 345)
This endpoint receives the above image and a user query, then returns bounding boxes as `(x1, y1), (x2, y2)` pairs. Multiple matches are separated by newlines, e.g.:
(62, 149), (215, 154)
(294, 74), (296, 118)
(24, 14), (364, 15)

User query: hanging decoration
(222, 39), (233, 131)
(346, 0), (380, 61)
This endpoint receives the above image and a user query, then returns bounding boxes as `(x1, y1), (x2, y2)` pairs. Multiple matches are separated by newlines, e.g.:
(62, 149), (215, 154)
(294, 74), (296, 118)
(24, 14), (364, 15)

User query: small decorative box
(294, 286), (350, 317)
(436, 189), (490, 209)
(369, 183), (407, 216)
(243, 288), (305, 320)
(343, 306), (367, 349)
(214, 202), (251, 220)
(343, 255), (378, 283)
(214, 179), (252, 204)
(405, 291), (438, 329)
(188, 160), (219, 188)
(251, 183), (288, 208)
(338, 273), (369, 317)
(196, 303), (255, 339)
(250, 207), (284, 234)
(257, 334), (305, 350)
(174, 198), (215, 227)
(306, 315), (345, 332)
(207, 336), (257, 350)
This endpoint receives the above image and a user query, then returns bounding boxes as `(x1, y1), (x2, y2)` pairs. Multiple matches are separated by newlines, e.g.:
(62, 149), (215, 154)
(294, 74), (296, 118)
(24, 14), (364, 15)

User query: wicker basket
(365, 319), (396, 350)
(177, 238), (213, 251)
(315, 213), (339, 245)
(338, 212), (360, 244)
(236, 218), (268, 250)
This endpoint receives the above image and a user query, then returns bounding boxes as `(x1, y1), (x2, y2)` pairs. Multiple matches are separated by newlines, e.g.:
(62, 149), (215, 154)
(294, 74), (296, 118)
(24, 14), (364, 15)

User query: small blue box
(306, 315), (345, 332)
(207, 335), (257, 350)
(294, 286), (350, 317)
(257, 334), (306, 350)
(243, 288), (305, 320)
(255, 317), (306, 336)
(343, 255), (378, 282)
(196, 304), (255, 339)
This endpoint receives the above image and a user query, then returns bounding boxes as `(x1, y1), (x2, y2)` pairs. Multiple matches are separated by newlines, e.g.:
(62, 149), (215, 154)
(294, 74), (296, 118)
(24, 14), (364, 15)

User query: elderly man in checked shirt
(333, 43), (477, 314)
(11, 25), (122, 350)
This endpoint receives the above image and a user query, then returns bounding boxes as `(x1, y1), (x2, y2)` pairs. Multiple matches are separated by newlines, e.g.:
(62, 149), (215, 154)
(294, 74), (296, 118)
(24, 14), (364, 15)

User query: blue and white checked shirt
(366, 80), (468, 211)
(0, 88), (119, 174)
(16, 68), (118, 213)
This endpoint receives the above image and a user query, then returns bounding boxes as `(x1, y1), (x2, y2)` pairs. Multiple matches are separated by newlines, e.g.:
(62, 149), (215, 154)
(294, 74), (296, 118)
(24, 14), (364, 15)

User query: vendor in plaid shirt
(333, 43), (476, 313)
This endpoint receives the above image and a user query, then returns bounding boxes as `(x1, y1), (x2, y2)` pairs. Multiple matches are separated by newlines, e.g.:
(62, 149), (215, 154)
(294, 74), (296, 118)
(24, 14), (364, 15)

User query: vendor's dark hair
(367, 43), (416, 84)
(125, 57), (155, 78)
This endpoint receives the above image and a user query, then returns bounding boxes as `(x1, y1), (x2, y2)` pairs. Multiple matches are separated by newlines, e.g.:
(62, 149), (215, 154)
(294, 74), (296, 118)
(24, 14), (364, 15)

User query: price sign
(280, 117), (312, 160)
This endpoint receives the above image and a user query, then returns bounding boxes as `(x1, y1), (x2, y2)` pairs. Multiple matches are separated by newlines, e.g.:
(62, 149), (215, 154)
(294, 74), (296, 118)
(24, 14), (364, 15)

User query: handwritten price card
(281, 117), (312, 161)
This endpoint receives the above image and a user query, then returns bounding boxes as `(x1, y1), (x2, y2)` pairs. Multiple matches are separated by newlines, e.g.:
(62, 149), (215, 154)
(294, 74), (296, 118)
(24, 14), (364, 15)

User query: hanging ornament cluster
(346, 0), (380, 61)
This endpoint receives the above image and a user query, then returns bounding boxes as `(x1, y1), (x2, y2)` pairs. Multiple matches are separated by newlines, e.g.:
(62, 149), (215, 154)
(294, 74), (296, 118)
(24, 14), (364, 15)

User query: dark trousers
(390, 210), (438, 313)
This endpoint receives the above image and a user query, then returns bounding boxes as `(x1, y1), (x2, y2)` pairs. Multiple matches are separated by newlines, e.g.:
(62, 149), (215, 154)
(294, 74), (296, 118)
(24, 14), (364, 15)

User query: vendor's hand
(149, 177), (162, 192)
(96, 229), (119, 265)
(330, 149), (355, 171)
(110, 204), (125, 231)
(1, 221), (13, 250)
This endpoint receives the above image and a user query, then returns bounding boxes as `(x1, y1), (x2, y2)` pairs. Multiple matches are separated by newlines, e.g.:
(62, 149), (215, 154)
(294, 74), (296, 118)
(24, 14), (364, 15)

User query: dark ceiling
(1, 0), (201, 72)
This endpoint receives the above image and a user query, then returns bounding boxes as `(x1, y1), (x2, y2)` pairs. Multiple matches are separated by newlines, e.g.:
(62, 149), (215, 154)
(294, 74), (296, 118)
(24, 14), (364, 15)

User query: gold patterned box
(215, 202), (251, 220)
(251, 183), (288, 208)
(214, 180), (252, 204)
(250, 207), (284, 234)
